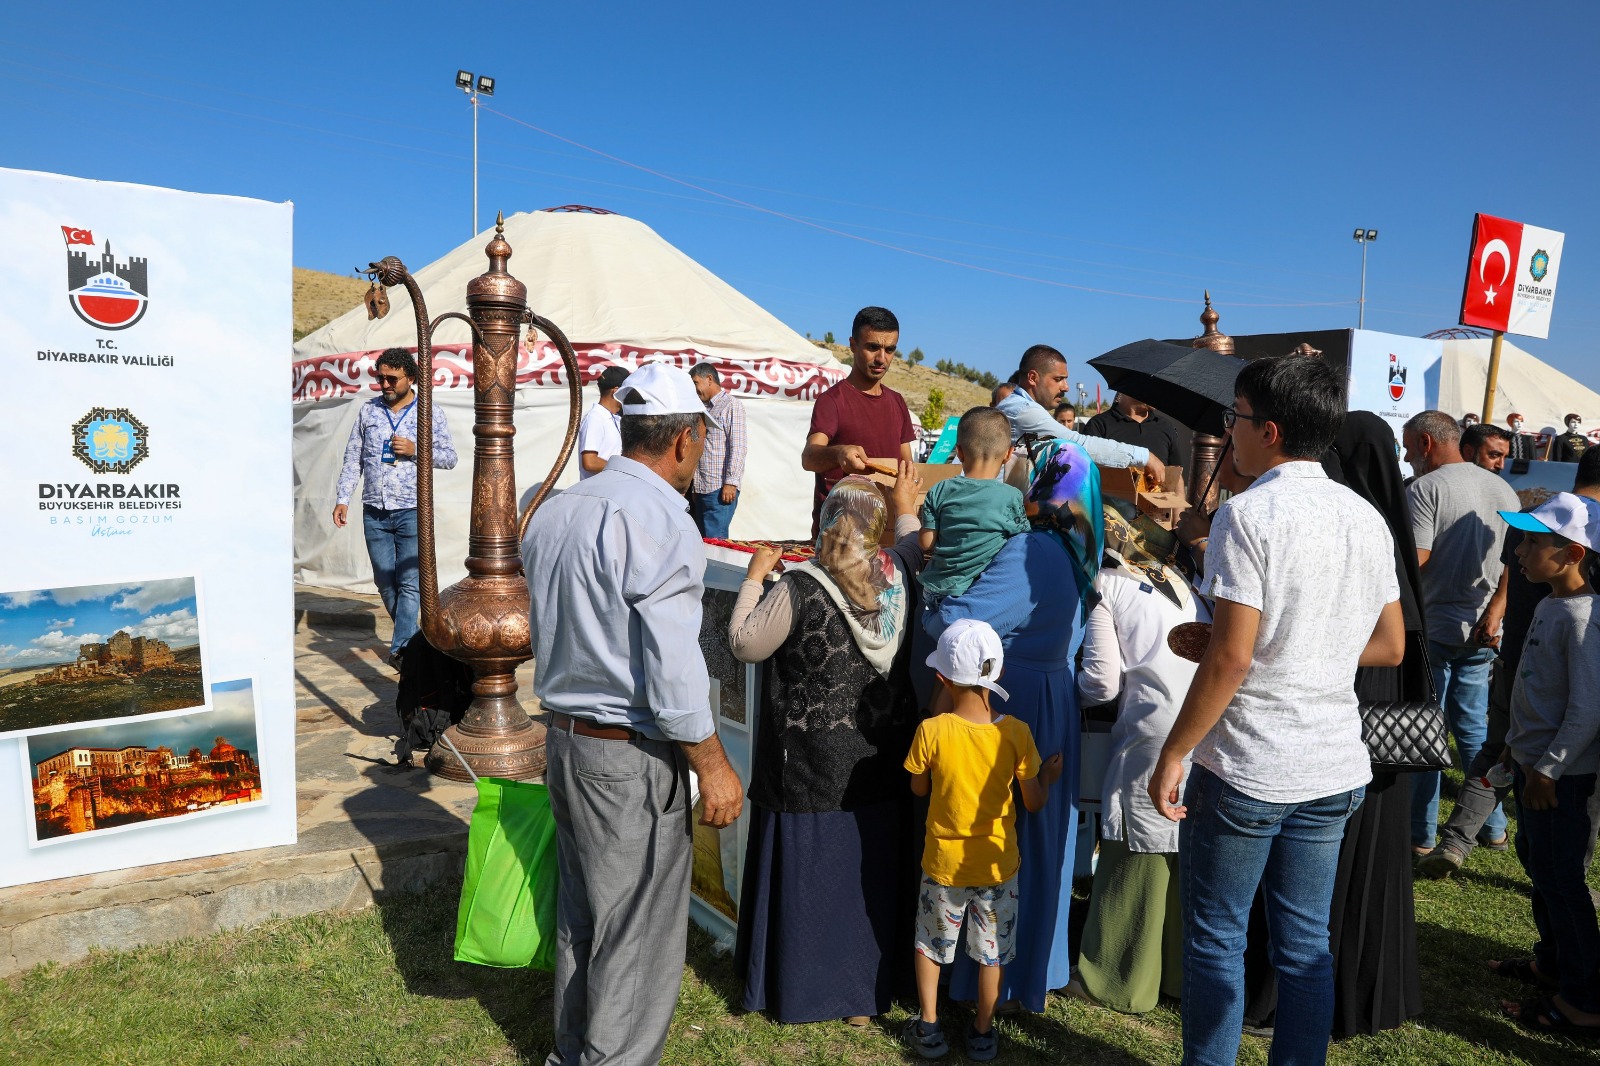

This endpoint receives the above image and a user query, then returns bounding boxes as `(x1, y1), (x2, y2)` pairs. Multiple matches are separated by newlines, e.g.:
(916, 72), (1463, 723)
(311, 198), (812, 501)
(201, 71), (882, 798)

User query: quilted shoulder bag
(1358, 633), (1451, 773)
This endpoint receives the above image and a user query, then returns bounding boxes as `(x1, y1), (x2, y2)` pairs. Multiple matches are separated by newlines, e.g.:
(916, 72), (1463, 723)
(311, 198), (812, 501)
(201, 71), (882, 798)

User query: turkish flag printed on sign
(1459, 214), (1522, 333)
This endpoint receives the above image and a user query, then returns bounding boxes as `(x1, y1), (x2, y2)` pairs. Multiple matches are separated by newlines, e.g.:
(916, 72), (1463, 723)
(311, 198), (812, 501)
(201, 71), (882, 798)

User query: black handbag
(1358, 633), (1452, 773)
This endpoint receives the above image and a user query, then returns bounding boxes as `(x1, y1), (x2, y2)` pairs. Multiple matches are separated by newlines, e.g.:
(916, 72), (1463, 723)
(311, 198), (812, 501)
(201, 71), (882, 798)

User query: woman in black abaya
(1321, 410), (1428, 1036)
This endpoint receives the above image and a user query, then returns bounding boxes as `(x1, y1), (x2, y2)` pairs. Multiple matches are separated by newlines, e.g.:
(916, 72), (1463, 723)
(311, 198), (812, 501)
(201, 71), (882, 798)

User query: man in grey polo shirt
(523, 362), (744, 1066)
(1401, 409), (1521, 854)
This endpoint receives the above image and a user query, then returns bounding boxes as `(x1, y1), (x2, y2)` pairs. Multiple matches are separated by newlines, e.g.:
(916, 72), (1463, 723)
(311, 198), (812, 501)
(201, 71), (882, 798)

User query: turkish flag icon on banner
(1459, 213), (1565, 340)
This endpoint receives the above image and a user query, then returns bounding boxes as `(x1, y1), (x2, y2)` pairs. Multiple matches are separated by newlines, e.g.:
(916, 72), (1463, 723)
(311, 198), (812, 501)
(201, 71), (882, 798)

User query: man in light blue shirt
(995, 344), (1166, 485)
(523, 362), (744, 1066)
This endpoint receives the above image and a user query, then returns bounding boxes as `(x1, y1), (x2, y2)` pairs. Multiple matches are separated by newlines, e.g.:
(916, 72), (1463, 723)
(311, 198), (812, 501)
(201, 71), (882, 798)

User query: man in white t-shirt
(1148, 356), (1405, 1066)
(577, 365), (629, 479)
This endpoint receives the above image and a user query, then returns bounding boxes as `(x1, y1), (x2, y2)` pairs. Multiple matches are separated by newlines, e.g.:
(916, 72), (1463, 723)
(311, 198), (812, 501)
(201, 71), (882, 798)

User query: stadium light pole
(456, 71), (496, 236)
(1352, 228), (1377, 329)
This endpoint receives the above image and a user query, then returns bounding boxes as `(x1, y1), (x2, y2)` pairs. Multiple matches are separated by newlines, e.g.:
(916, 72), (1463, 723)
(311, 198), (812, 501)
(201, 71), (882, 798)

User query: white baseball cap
(616, 363), (721, 429)
(1500, 491), (1600, 553)
(926, 618), (1009, 701)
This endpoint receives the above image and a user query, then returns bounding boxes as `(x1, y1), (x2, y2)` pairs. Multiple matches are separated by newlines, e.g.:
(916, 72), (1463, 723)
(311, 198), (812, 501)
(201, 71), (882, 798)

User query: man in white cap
(523, 361), (744, 1066)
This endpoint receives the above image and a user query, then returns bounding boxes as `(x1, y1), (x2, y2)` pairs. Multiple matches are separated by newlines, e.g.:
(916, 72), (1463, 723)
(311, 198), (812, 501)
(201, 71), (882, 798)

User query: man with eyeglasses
(802, 306), (917, 534)
(333, 347), (458, 667)
(1150, 358), (1405, 1066)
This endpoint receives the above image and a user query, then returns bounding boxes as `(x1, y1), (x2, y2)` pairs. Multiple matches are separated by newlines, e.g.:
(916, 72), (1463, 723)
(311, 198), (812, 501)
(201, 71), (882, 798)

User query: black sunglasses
(1221, 407), (1270, 430)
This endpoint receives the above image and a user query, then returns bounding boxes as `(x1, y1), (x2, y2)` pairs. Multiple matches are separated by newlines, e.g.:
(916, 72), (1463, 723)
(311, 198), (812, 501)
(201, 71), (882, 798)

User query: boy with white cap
(1493, 492), (1600, 1036)
(902, 618), (1063, 1060)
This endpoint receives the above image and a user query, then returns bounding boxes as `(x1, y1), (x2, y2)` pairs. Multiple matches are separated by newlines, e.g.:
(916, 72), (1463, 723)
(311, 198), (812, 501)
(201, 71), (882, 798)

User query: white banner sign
(1346, 329), (1444, 440)
(0, 168), (295, 886)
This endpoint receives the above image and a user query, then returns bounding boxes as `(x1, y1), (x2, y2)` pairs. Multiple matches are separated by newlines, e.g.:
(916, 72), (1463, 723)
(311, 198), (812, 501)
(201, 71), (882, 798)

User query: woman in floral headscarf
(920, 441), (1100, 1014)
(728, 468), (924, 1025)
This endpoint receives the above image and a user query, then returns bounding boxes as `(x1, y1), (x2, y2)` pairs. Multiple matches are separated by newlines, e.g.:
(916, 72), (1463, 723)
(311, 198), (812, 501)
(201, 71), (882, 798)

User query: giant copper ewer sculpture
(364, 214), (582, 780)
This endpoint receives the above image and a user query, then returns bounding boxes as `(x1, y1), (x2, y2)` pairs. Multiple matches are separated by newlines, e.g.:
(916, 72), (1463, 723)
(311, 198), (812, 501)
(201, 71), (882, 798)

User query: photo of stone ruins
(0, 629), (203, 734)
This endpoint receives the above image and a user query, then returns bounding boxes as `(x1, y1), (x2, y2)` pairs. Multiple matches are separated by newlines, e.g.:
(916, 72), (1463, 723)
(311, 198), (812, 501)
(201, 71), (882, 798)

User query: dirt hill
(293, 268), (369, 341)
(290, 268), (988, 425)
(813, 342), (991, 427)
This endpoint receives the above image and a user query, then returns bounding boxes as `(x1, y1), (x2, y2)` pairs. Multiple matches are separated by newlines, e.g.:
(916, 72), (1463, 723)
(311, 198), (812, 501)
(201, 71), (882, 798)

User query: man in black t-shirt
(1081, 392), (1190, 476)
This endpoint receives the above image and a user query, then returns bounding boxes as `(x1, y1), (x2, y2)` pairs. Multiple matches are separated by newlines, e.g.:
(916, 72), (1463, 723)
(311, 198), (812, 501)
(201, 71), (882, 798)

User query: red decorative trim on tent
(291, 341), (846, 404)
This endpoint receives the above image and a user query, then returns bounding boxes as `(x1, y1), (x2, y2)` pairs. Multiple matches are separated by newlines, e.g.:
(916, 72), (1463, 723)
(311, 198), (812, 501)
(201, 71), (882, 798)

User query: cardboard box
(864, 460), (962, 545)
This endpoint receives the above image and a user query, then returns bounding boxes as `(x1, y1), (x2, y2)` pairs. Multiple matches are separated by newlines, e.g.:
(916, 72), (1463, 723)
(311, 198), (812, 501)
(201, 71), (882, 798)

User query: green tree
(923, 387), (946, 429)
(907, 347), (925, 365)
(823, 331), (835, 345)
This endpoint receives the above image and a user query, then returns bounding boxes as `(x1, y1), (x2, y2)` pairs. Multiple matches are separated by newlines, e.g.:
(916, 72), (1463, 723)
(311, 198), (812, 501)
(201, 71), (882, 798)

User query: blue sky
(0, 579), (199, 667)
(26, 679), (257, 768)
(4, 2), (1595, 391)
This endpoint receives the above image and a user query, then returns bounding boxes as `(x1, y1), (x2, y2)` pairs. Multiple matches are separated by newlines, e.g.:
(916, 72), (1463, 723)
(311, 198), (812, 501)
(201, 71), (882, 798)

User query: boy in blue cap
(1494, 492), (1600, 1036)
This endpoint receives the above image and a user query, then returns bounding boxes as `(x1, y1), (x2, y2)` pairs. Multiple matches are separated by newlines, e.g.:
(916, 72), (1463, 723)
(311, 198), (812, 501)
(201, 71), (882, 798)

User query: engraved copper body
(366, 215), (583, 781)
(1188, 290), (1238, 509)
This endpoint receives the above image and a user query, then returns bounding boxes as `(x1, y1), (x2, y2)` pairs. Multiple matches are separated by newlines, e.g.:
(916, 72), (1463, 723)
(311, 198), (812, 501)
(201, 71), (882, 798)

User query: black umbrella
(1088, 338), (1243, 436)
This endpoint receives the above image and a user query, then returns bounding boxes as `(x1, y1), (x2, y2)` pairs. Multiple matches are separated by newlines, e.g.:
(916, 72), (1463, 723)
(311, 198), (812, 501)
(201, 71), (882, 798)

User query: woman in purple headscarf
(916, 441), (1102, 1013)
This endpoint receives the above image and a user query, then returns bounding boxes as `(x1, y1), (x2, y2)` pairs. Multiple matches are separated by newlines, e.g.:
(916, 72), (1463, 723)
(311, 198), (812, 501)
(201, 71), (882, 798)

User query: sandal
(900, 1017), (948, 1060)
(1488, 957), (1558, 990)
(1504, 995), (1600, 1038)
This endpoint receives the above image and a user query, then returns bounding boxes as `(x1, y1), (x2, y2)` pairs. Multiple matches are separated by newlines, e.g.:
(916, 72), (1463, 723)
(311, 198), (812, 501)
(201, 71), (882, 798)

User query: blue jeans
(1514, 767), (1600, 1015)
(362, 506), (419, 658)
(1180, 764), (1364, 1066)
(688, 489), (738, 538)
(1411, 641), (1502, 848)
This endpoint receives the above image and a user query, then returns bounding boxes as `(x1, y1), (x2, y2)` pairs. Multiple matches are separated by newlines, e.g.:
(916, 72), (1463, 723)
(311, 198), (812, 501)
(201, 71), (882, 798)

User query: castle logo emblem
(62, 226), (148, 331)
(1529, 249), (1550, 283)
(71, 407), (150, 474)
(1387, 353), (1407, 402)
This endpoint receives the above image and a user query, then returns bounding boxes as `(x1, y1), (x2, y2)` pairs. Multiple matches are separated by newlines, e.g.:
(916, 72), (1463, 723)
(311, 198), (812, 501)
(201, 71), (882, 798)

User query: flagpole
(1481, 330), (1505, 425)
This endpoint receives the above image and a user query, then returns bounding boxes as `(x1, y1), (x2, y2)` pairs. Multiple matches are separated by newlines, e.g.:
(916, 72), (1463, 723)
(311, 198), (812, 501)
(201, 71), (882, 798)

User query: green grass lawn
(4, 790), (1599, 1065)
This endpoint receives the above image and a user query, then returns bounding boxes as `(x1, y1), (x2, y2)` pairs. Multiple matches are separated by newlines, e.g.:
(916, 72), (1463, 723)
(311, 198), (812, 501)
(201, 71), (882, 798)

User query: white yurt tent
(293, 207), (845, 593)
(1437, 336), (1600, 444)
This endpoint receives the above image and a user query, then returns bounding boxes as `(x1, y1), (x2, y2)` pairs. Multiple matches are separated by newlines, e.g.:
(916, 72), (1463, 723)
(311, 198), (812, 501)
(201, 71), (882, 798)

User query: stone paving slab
(0, 584), (541, 977)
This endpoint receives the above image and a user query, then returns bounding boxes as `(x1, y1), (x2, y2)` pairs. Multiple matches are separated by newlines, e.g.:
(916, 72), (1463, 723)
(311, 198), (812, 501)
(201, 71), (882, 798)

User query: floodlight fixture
(454, 70), (498, 236)
(1352, 225), (1378, 328)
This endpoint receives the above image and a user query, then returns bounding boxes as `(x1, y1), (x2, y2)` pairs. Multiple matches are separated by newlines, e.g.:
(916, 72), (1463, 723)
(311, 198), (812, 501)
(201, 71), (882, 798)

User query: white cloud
(127, 608), (199, 645)
(0, 591), (46, 609)
(48, 582), (127, 606)
(45, 617), (74, 629)
(109, 578), (196, 614)
(0, 630), (105, 667)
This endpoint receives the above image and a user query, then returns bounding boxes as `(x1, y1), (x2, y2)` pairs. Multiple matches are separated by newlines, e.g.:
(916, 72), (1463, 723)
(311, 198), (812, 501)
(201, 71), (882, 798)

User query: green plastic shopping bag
(452, 770), (559, 970)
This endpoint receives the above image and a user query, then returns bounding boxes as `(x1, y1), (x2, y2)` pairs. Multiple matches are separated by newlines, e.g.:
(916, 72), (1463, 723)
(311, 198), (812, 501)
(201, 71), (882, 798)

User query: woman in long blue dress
(917, 442), (1100, 1014)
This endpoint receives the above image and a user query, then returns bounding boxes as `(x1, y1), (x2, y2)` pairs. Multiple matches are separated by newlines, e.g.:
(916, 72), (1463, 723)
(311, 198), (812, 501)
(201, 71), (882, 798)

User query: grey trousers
(544, 725), (692, 1066)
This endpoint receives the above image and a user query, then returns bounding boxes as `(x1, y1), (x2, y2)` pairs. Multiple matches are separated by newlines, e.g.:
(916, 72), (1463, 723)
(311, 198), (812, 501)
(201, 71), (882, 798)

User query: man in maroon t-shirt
(802, 306), (916, 532)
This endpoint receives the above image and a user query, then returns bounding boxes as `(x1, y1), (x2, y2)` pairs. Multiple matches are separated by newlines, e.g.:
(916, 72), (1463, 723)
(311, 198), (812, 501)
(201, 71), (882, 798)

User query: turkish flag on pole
(1459, 213), (1565, 339)
(1459, 214), (1522, 333)
(60, 226), (95, 246)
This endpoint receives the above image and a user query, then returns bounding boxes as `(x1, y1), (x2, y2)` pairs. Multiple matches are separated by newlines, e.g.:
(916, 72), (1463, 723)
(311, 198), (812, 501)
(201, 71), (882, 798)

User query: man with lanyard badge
(333, 347), (458, 666)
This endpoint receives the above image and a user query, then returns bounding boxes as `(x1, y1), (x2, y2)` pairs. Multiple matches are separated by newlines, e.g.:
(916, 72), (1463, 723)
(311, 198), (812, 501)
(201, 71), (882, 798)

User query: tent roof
(1439, 337), (1600, 432)
(293, 208), (840, 370)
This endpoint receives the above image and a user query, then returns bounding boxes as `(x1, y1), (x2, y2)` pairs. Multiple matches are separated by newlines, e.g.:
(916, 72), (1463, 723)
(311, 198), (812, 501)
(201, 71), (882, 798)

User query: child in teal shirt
(919, 407), (1030, 604)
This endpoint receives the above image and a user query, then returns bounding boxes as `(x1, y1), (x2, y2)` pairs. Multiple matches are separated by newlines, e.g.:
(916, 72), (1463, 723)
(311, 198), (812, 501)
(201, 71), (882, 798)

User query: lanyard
(384, 400), (416, 435)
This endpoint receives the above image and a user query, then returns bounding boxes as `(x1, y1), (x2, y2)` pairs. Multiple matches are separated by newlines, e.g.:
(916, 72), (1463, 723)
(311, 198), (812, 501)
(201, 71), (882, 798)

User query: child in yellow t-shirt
(902, 618), (1063, 1061)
